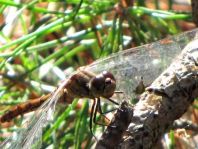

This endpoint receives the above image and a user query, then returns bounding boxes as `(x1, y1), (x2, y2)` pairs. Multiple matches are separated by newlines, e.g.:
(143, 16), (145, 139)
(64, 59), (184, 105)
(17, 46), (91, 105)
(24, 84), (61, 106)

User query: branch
(96, 39), (198, 149)
(95, 101), (133, 149)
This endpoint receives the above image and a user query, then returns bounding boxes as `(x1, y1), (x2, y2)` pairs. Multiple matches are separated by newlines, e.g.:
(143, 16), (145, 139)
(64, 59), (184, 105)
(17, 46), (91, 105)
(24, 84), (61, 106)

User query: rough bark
(95, 39), (198, 149)
(95, 101), (133, 149)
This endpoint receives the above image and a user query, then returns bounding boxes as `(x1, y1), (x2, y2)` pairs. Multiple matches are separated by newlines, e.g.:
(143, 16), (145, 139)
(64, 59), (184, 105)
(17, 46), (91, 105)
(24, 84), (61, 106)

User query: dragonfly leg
(93, 98), (111, 126)
(90, 98), (108, 141)
(90, 98), (119, 140)
(97, 98), (119, 120)
(90, 98), (98, 140)
(97, 98), (111, 122)
(107, 98), (119, 105)
(98, 107), (117, 115)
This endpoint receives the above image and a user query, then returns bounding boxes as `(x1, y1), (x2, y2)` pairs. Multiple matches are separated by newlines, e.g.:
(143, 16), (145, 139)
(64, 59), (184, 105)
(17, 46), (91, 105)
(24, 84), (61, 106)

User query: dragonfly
(0, 69), (118, 123)
(1, 28), (198, 149)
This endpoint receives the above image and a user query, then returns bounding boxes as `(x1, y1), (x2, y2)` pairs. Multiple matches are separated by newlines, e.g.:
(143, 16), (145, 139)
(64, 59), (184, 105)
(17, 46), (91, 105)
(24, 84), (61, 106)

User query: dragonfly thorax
(89, 71), (116, 98)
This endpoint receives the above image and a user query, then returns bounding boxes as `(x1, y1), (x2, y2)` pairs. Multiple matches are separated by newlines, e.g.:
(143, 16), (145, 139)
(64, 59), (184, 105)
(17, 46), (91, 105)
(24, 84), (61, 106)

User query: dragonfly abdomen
(0, 70), (116, 123)
(0, 94), (51, 123)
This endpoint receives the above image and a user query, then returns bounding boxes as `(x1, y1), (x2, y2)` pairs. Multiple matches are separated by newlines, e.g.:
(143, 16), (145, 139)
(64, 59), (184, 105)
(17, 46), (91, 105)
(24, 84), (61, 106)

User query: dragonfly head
(89, 71), (116, 98)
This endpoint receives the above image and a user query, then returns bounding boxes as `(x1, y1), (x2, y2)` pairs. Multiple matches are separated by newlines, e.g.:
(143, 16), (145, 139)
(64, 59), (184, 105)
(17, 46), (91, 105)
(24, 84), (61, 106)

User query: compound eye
(89, 71), (116, 98)
(105, 78), (112, 85)
(91, 76), (105, 89)
(89, 74), (105, 97)
(102, 72), (116, 98)
(102, 71), (115, 81)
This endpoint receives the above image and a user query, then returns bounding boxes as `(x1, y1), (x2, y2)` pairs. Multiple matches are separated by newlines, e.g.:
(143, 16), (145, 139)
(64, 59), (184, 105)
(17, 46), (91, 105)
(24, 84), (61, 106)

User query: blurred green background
(0, 0), (195, 148)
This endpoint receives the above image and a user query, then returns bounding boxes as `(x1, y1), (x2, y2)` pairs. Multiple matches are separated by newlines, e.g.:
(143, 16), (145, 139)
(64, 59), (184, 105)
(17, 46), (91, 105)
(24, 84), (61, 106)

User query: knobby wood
(96, 39), (198, 149)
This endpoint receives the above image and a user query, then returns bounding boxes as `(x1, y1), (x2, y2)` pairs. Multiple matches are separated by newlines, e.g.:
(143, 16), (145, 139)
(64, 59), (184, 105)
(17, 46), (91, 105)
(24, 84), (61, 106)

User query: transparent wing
(0, 78), (69, 149)
(1, 28), (198, 148)
(86, 28), (198, 101)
